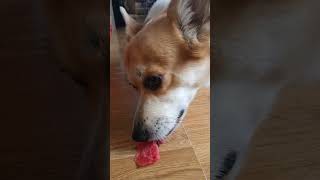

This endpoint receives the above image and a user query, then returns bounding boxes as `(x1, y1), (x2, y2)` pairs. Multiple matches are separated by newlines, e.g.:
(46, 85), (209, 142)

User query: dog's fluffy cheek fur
(140, 87), (198, 140)
(177, 57), (210, 87)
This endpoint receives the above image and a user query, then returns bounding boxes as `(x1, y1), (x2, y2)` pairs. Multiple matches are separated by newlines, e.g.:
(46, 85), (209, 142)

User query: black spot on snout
(215, 151), (237, 179)
(178, 109), (185, 119)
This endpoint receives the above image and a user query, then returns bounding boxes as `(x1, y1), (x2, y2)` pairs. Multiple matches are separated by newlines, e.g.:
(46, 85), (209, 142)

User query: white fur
(176, 0), (198, 41)
(119, 7), (134, 25)
(145, 0), (171, 23)
(139, 86), (198, 140)
(175, 56), (210, 87)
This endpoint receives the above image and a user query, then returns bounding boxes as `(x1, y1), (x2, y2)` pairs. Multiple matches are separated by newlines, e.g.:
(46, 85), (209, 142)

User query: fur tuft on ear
(167, 0), (210, 46)
(119, 6), (143, 41)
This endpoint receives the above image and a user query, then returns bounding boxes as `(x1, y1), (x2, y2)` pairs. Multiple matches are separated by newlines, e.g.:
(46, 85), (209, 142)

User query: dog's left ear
(119, 7), (143, 41)
(167, 0), (210, 48)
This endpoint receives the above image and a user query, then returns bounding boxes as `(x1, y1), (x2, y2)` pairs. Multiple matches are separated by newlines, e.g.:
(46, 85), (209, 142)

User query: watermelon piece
(135, 141), (160, 167)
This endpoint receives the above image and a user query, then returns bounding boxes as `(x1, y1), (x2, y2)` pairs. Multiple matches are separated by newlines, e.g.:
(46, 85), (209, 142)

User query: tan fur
(124, 15), (209, 96)
(121, 0), (210, 141)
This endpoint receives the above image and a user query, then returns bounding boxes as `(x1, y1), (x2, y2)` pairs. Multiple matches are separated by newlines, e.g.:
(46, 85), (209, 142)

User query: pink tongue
(135, 141), (160, 167)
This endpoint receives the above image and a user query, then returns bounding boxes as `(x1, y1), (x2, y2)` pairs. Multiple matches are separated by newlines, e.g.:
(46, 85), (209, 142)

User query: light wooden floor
(110, 28), (210, 179)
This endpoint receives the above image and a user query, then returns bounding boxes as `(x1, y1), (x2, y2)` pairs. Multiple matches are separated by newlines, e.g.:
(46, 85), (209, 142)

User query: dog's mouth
(156, 140), (164, 145)
(165, 109), (185, 137)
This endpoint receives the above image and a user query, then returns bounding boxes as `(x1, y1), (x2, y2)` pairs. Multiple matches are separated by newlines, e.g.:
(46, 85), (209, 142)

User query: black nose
(132, 123), (150, 142)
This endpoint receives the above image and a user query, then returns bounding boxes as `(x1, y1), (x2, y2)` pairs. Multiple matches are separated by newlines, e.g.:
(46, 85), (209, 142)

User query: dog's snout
(132, 121), (150, 142)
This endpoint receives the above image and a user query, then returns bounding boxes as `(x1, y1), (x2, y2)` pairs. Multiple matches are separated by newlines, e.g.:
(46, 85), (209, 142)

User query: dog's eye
(143, 75), (162, 91)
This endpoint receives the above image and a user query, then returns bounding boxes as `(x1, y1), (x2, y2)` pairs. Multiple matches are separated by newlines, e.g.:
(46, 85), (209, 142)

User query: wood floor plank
(193, 143), (210, 178)
(111, 147), (206, 180)
(183, 88), (211, 179)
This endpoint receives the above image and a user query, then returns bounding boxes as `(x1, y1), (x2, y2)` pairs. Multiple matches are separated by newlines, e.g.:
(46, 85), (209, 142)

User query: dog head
(120, 0), (210, 141)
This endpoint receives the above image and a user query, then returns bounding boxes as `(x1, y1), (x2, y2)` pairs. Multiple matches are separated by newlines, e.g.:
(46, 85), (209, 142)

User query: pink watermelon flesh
(135, 141), (161, 167)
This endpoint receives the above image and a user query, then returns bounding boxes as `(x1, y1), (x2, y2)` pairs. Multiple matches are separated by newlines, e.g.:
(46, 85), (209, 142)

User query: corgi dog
(119, 0), (210, 143)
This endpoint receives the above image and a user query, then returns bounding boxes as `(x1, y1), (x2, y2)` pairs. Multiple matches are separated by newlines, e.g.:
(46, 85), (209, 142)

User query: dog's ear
(167, 0), (210, 46)
(119, 7), (143, 41)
